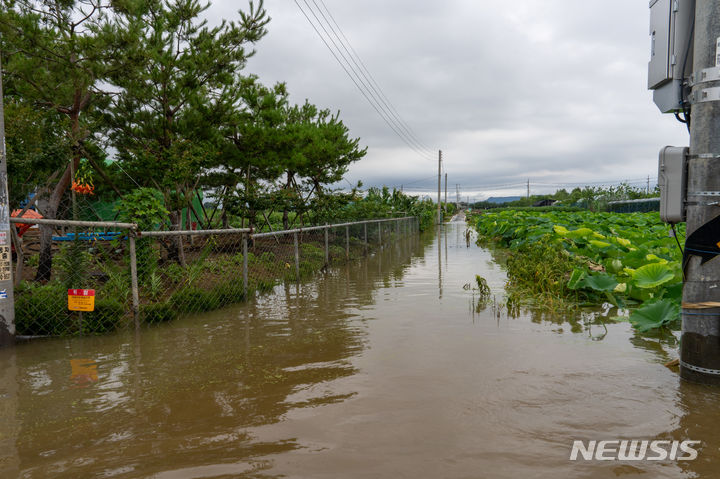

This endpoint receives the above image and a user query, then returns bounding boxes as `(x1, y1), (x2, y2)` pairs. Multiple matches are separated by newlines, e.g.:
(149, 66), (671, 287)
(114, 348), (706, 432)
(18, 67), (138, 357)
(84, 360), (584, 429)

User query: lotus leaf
(633, 263), (675, 289)
(627, 300), (680, 332)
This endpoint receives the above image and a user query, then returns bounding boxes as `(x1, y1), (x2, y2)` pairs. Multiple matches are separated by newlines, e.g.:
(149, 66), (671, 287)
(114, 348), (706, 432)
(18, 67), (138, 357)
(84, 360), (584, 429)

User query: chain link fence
(10, 215), (418, 338)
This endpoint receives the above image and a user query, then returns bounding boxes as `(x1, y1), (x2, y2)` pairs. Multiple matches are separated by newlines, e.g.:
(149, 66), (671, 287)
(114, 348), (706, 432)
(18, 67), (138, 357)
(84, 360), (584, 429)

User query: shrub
(257, 252), (274, 263)
(15, 283), (70, 336)
(253, 278), (276, 293)
(170, 286), (221, 313)
(300, 243), (325, 264)
(55, 240), (92, 290)
(141, 302), (178, 324)
(329, 245), (346, 264)
(213, 281), (246, 307)
(82, 298), (125, 334)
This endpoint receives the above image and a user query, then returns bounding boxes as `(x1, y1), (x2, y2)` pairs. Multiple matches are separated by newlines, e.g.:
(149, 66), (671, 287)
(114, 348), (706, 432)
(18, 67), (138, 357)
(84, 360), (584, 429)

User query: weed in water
(475, 275), (491, 300)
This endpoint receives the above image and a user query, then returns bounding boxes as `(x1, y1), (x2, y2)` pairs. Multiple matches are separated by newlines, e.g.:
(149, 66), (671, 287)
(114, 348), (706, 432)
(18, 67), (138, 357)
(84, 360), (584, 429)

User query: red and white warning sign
(68, 289), (96, 312)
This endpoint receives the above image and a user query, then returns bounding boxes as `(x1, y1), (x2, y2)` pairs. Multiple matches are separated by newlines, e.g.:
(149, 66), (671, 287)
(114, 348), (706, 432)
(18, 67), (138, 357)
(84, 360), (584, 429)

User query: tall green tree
(2, 99), (72, 206)
(0, 0), (122, 280)
(283, 101), (366, 226)
(215, 78), (290, 228)
(107, 0), (268, 251)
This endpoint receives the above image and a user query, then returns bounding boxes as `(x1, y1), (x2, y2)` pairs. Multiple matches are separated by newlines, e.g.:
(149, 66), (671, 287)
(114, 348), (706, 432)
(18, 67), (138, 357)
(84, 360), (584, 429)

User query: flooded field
(2, 221), (720, 478)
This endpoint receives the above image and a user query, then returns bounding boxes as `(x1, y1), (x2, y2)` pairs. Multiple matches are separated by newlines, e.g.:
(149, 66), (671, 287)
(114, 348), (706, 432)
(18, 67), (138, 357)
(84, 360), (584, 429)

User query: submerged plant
(474, 275), (491, 300)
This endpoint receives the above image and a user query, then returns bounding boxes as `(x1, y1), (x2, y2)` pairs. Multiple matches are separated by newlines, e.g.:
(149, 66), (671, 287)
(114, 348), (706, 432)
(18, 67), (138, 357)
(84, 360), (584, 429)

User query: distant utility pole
(681, 1), (720, 383)
(437, 150), (442, 225)
(527, 179), (530, 199)
(647, 175), (650, 194)
(444, 173), (447, 206)
(0, 56), (15, 347)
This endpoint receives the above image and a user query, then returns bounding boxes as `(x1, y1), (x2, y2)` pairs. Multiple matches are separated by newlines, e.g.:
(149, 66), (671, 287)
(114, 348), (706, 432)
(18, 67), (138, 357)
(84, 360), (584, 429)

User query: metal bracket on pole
(687, 191), (720, 197)
(690, 66), (720, 86)
(689, 153), (720, 160)
(691, 87), (720, 104)
(680, 360), (720, 376)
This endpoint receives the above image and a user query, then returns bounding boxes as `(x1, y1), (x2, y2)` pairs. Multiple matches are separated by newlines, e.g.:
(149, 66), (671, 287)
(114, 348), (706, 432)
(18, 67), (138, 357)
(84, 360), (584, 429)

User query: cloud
(208, 0), (690, 199)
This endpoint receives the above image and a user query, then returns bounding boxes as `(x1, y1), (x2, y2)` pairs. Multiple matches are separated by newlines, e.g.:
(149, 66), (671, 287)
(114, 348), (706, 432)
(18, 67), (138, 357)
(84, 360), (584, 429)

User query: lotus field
(473, 210), (685, 332)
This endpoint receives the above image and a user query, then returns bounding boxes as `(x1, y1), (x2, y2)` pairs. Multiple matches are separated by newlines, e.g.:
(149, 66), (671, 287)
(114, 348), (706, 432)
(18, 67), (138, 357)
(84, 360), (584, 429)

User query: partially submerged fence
(9, 216), (419, 338)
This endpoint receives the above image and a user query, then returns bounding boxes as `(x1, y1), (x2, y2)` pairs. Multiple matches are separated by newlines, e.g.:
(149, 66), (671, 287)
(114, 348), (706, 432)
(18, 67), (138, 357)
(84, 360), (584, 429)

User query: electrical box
(658, 146), (688, 223)
(648, 0), (695, 113)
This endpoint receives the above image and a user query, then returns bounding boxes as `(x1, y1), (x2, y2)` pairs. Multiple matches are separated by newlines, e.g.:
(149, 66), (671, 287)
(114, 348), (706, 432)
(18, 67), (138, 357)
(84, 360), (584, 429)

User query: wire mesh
(11, 219), (134, 337)
(10, 216), (418, 337)
(136, 230), (250, 324)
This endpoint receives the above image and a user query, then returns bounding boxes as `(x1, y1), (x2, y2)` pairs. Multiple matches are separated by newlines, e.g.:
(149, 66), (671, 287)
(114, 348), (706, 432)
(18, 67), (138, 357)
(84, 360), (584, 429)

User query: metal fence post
(294, 232), (300, 280)
(345, 225), (350, 260)
(378, 221), (382, 246)
(324, 226), (329, 266)
(129, 232), (140, 330)
(396, 219), (400, 238)
(363, 223), (368, 254)
(243, 233), (248, 298)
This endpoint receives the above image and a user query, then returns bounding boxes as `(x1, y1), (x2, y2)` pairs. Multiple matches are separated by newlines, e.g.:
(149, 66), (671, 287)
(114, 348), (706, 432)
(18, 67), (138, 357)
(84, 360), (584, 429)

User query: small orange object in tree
(71, 159), (95, 195)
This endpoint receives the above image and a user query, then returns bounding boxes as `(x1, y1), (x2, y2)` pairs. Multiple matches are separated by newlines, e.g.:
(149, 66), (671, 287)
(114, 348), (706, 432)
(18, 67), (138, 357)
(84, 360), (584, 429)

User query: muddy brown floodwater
(2, 222), (720, 478)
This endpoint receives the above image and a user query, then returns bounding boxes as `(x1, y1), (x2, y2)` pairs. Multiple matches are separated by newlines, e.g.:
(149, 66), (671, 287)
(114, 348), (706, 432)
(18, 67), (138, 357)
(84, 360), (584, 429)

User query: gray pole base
(0, 318), (13, 347)
(681, 330), (720, 385)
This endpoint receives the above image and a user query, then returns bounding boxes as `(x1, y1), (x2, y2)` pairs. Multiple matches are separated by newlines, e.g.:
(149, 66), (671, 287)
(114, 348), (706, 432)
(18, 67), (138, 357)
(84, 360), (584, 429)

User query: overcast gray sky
(209, 0), (689, 200)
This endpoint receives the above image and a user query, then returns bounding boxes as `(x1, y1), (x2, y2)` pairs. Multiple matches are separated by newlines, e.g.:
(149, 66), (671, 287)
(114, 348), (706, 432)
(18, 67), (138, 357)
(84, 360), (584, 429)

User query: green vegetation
(140, 302), (178, 324)
(15, 282), (123, 336)
(14, 212), (423, 336)
(472, 183), (659, 211)
(474, 210), (684, 332)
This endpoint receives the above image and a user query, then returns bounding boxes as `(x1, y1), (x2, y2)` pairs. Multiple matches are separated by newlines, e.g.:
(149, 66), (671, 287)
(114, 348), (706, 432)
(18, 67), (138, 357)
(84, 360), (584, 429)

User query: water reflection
(69, 359), (99, 389)
(0, 349), (20, 478)
(673, 381), (720, 477)
(0, 232), (430, 478)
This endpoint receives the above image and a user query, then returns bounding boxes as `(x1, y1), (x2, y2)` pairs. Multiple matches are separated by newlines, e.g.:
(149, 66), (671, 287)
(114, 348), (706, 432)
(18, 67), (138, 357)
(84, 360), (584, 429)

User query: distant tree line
(472, 183), (660, 211)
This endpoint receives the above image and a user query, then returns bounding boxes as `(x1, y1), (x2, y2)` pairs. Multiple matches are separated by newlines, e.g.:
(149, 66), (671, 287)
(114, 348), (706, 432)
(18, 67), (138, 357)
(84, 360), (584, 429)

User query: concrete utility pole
(527, 179), (530, 199)
(682, 1), (720, 384)
(0, 56), (15, 347)
(437, 150), (442, 225)
(444, 173), (447, 206)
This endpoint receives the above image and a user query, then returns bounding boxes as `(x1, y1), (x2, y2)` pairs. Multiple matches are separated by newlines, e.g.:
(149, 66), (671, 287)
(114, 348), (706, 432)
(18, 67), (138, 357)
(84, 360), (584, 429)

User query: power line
(294, 0), (434, 162)
(298, 0), (434, 161)
(388, 175), (438, 188)
(314, 0), (434, 157)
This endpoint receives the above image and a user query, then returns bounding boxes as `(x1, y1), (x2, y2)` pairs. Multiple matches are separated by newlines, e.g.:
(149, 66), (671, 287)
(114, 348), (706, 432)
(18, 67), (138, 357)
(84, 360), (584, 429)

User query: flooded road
(2, 222), (720, 478)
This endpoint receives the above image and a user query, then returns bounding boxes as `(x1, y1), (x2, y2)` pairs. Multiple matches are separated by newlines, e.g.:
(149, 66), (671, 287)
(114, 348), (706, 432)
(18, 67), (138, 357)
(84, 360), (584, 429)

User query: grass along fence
(10, 216), (419, 338)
